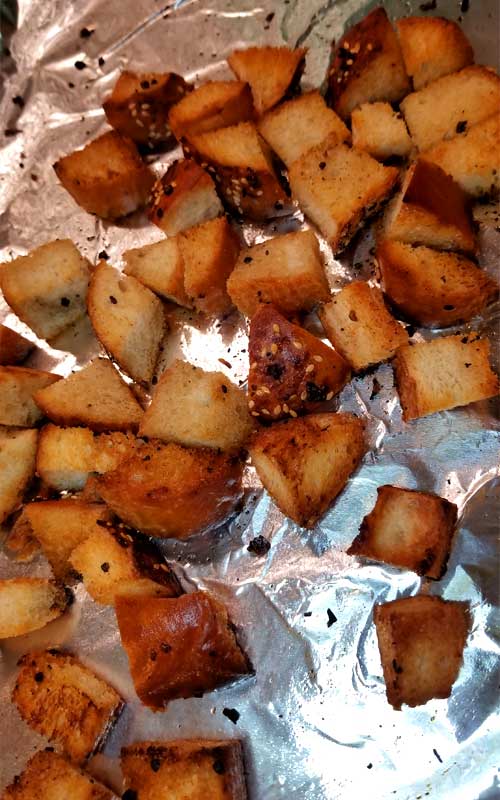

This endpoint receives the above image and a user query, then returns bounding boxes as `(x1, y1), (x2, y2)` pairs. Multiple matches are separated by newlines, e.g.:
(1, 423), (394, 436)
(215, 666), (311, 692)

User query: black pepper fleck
(213, 758), (225, 774)
(247, 535), (271, 556)
(243, 256), (253, 263)
(98, 250), (109, 260)
(100, 562), (110, 572)
(109, 295), (117, 304)
(326, 608), (337, 627)
(12, 95), (25, 108)
(150, 758), (161, 772)
(419, 0), (437, 9)
(74, 60), (87, 70)
(60, 296), (70, 307)
(122, 790), (138, 800)
(34, 672), (44, 683)
(456, 120), (467, 134)
(222, 707), (240, 724)
(80, 27), (94, 38)
(319, 161), (326, 170)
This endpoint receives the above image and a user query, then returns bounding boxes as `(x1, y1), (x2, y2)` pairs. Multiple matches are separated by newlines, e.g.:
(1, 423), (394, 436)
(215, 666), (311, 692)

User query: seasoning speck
(34, 672), (44, 683)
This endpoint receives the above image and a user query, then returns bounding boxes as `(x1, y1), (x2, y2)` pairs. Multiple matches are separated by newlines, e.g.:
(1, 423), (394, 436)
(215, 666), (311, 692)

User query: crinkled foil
(1, 0), (499, 798)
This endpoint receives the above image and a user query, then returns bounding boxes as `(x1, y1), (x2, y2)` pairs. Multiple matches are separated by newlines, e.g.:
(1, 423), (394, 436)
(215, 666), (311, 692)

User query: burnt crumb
(160, 642), (172, 653)
(60, 296), (70, 307)
(98, 57), (106, 67)
(456, 120), (467, 134)
(122, 791), (138, 800)
(98, 249), (109, 260)
(109, 295), (117, 304)
(150, 757), (161, 772)
(306, 382), (328, 403)
(74, 60), (87, 70)
(326, 608), (337, 627)
(247, 535), (271, 556)
(460, 0), (469, 12)
(419, 0), (437, 9)
(80, 27), (94, 38)
(243, 256), (253, 264)
(266, 362), (284, 380)
(370, 377), (382, 400)
(392, 659), (403, 674)
(12, 95), (25, 108)
(34, 672), (44, 683)
(433, 748), (443, 763)
(212, 758), (225, 774)
(100, 562), (110, 572)
(222, 707), (240, 724)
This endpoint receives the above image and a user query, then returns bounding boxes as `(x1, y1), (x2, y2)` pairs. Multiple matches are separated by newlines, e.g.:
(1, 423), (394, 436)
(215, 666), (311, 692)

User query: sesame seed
(289, 409), (298, 418)
(251, 361), (257, 369)
(270, 343), (278, 354)
(273, 405), (281, 416)
(248, 400), (255, 409)
(305, 364), (315, 373)
(261, 347), (267, 358)
(326, 391), (334, 400)
(301, 391), (307, 401)
(262, 409), (270, 415)
(273, 324), (280, 334)
(313, 355), (323, 362)
(261, 386), (271, 395)
(282, 403), (289, 413)
(251, 411), (260, 417)
(292, 340), (303, 349)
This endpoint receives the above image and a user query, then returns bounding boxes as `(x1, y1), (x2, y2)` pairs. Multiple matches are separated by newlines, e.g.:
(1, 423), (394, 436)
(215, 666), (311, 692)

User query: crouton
(351, 102), (412, 160)
(123, 236), (190, 307)
(179, 216), (240, 315)
(148, 158), (223, 235)
(121, 739), (247, 800)
(0, 578), (69, 638)
(400, 66), (500, 152)
(374, 595), (470, 709)
(103, 70), (191, 147)
(227, 229), (330, 317)
(2, 750), (116, 800)
(348, 485), (458, 579)
(115, 591), (251, 709)
(12, 650), (123, 763)
(247, 305), (350, 420)
(378, 240), (498, 327)
(227, 46), (306, 115)
(319, 282), (408, 371)
(396, 16), (474, 90)
(186, 122), (289, 220)
(5, 507), (40, 562)
(327, 7), (410, 120)
(87, 263), (166, 384)
(0, 367), (60, 427)
(54, 131), (154, 219)
(0, 428), (37, 524)
(257, 91), (350, 168)
(249, 412), (366, 528)
(33, 358), (143, 432)
(36, 424), (138, 491)
(139, 360), (253, 450)
(394, 334), (499, 421)
(97, 440), (244, 538)
(289, 138), (398, 252)
(169, 80), (254, 141)
(0, 240), (90, 341)
(0, 325), (34, 365)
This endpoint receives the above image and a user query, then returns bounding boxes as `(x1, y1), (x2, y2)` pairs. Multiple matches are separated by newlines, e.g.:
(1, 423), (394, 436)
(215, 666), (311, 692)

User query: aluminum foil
(1, 0), (499, 798)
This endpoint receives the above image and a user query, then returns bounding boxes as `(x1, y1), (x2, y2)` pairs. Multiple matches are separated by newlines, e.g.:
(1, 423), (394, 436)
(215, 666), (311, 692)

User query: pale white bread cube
(396, 16), (474, 90)
(351, 102), (412, 160)
(0, 428), (37, 524)
(0, 578), (69, 638)
(168, 80), (255, 140)
(0, 325), (34, 365)
(148, 158), (223, 235)
(0, 240), (90, 340)
(227, 46), (306, 115)
(123, 236), (190, 307)
(0, 367), (60, 427)
(2, 750), (116, 800)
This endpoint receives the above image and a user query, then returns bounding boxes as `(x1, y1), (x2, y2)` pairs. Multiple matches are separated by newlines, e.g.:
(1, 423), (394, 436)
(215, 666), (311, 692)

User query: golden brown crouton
(377, 240), (498, 327)
(0, 428), (37, 524)
(348, 485), (458, 579)
(148, 158), (223, 235)
(121, 739), (247, 800)
(319, 282), (408, 371)
(169, 80), (254, 141)
(247, 305), (350, 420)
(351, 102), (412, 160)
(227, 46), (306, 115)
(0, 367), (60, 427)
(394, 335), (499, 421)
(2, 750), (116, 800)
(0, 325), (34, 365)
(249, 412), (366, 528)
(139, 360), (254, 450)
(289, 138), (399, 252)
(115, 591), (251, 709)
(396, 16), (474, 90)
(374, 595), (470, 709)
(123, 236), (190, 307)
(0, 240), (90, 341)
(227, 229), (330, 317)
(0, 578), (69, 638)
(12, 650), (123, 763)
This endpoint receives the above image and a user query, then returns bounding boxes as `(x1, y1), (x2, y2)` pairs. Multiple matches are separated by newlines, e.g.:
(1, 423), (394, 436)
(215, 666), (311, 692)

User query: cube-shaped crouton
(0, 578), (69, 638)
(87, 263), (166, 384)
(103, 70), (191, 147)
(121, 739), (247, 800)
(374, 595), (470, 709)
(123, 236), (190, 307)
(289, 138), (399, 252)
(227, 229), (330, 317)
(248, 305), (350, 420)
(396, 16), (474, 90)
(186, 122), (289, 221)
(169, 80), (254, 141)
(328, 7), (410, 120)
(0, 325), (34, 365)
(179, 217), (240, 315)
(0, 428), (37, 524)
(115, 591), (251, 709)
(257, 91), (350, 167)
(97, 440), (244, 538)
(3, 750), (116, 800)
(351, 102), (412, 160)
(394, 334), (499, 421)
(33, 358), (143, 432)
(348, 485), (458, 579)
(148, 158), (223, 235)
(378, 240), (498, 327)
(400, 66), (500, 152)
(249, 412), (366, 528)
(139, 360), (254, 450)
(5, 507), (40, 562)
(0, 366), (60, 427)
(0, 240), (90, 340)
(228, 46), (306, 115)
(12, 650), (123, 763)
(319, 282), (408, 372)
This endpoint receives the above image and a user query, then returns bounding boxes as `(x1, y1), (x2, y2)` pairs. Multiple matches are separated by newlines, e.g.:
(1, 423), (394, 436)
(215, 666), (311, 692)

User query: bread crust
(2, 750), (116, 800)
(147, 158), (223, 235)
(396, 16), (473, 90)
(0, 325), (34, 365)
(227, 46), (306, 115)
(169, 80), (254, 140)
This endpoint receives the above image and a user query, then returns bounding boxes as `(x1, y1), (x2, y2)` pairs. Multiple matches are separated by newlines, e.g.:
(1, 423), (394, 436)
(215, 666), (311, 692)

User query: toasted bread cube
(374, 595), (470, 709)
(227, 229), (330, 317)
(0, 578), (69, 638)
(12, 650), (123, 763)
(396, 16), (474, 90)
(3, 749), (116, 800)
(227, 46), (306, 115)
(148, 158), (223, 235)
(0, 240), (90, 341)
(248, 305), (350, 420)
(0, 428), (37, 524)
(0, 367), (60, 427)
(116, 591), (250, 709)
(5, 507), (40, 562)
(319, 282), (408, 371)
(348, 485), (458, 579)
(87, 263), (166, 383)
(121, 739), (247, 800)
(169, 80), (254, 141)
(0, 325), (34, 365)
(394, 335), (499, 421)
(179, 217), (240, 315)
(250, 412), (366, 527)
(139, 360), (254, 450)
(289, 138), (398, 252)
(351, 102), (412, 160)
(328, 7), (410, 120)
(103, 70), (191, 146)
(378, 240), (498, 327)
(123, 236), (190, 306)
